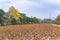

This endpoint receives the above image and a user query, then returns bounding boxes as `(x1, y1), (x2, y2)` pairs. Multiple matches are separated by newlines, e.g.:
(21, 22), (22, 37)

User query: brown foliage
(0, 24), (60, 40)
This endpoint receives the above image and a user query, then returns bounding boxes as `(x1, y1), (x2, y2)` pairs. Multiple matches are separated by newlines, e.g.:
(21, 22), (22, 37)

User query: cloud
(0, 0), (60, 19)
(43, 0), (60, 4)
(0, 0), (39, 12)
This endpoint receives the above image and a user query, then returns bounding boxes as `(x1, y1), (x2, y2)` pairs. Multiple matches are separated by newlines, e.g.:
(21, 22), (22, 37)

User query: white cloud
(11, 0), (39, 7)
(0, 0), (60, 18)
(54, 10), (60, 16)
(0, 0), (40, 12)
(0, 0), (11, 3)
(8, 0), (40, 14)
(0, 0), (6, 2)
(43, 0), (60, 5)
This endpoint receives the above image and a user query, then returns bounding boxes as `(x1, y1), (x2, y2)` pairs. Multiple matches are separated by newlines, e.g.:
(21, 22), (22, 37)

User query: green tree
(0, 9), (5, 25)
(56, 15), (60, 21)
(30, 17), (40, 24)
(20, 13), (28, 24)
(0, 9), (5, 16)
(56, 15), (60, 24)
(20, 13), (40, 24)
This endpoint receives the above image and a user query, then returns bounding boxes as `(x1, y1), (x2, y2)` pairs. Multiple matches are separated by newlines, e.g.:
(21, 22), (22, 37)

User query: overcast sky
(0, 0), (60, 19)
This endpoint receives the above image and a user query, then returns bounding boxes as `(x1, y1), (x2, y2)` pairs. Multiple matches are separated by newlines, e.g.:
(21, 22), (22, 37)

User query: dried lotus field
(0, 24), (60, 40)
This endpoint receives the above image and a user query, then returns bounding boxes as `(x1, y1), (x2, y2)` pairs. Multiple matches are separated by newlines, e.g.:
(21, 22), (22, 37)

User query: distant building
(40, 19), (57, 24)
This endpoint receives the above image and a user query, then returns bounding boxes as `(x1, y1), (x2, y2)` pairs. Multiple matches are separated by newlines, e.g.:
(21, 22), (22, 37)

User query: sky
(0, 0), (60, 19)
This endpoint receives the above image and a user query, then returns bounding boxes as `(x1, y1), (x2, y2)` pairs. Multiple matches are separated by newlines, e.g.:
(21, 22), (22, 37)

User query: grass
(52, 24), (60, 27)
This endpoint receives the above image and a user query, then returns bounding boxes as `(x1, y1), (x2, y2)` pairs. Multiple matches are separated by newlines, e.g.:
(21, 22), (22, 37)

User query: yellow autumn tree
(8, 6), (21, 20)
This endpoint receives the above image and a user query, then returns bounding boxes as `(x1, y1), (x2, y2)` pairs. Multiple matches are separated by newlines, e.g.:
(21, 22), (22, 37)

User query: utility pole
(49, 12), (52, 24)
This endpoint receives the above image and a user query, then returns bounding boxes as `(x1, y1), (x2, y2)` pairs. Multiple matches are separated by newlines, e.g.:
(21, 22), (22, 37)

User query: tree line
(0, 6), (60, 26)
(0, 6), (40, 26)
